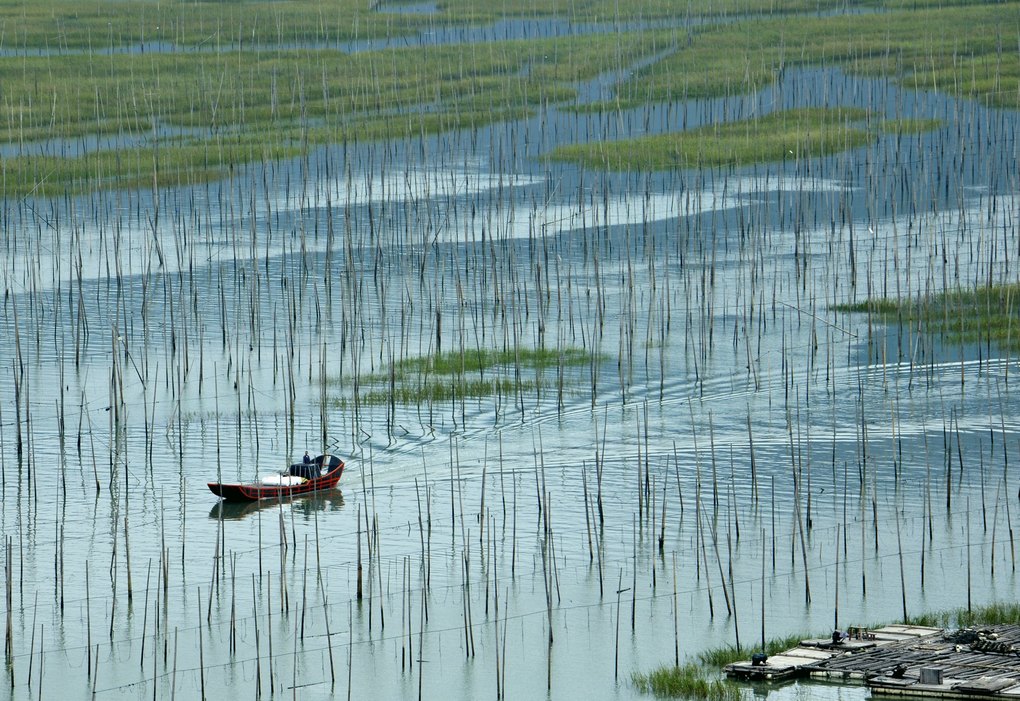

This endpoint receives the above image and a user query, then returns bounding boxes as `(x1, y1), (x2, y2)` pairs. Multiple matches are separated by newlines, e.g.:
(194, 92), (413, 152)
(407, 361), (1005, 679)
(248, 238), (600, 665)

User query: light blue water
(0, 54), (1019, 701)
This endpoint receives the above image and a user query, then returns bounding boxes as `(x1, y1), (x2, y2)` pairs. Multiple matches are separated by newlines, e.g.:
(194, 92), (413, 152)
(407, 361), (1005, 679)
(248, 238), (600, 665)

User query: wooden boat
(208, 454), (345, 502)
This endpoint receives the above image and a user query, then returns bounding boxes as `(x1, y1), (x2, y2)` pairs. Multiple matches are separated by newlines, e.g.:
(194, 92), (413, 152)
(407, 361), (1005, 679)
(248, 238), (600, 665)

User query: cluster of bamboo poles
(0, 388), (1016, 698)
(0, 11), (1017, 697)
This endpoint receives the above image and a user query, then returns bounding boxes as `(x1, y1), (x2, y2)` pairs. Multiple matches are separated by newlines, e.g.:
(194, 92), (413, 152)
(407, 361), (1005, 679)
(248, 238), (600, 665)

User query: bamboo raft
(727, 624), (1020, 699)
(726, 625), (940, 682)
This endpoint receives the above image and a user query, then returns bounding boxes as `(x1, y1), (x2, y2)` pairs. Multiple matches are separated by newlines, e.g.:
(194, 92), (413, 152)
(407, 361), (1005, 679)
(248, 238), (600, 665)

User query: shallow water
(1, 43), (1020, 701)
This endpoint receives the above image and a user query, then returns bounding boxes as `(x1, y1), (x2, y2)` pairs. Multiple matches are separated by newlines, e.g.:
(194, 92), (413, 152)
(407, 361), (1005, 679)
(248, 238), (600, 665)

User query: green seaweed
(620, 4), (1020, 109)
(833, 283), (1020, 352)
(694, 634), (809, 667)
(633, 664), (741, 700)
(331, 346), (600, 406)
(547, 108), (935, 170)
(906, 602), (1020, 628)
(387, 346), (594, 376)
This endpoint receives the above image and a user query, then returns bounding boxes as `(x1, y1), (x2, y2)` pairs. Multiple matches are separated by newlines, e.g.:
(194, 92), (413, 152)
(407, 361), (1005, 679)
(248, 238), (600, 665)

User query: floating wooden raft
(725, 646), (835, 681)
(811, 625), (1020, 699)
(724, 625), (940, 682)
(728, 625), (1020, 699)
(805, 625), (945, 681)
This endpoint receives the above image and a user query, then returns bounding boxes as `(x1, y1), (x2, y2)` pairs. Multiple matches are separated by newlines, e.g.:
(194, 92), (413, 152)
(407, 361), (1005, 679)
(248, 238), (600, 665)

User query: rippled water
(1, 58), (1019, 701)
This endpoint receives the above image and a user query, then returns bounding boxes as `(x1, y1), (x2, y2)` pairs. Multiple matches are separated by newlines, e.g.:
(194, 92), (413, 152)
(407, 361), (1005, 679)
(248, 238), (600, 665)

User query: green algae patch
(389, 347), (594, 376)
(548, 107), (892, 170)
(694, 634), (809, 667)
(0, 31), (663, 196)
(833, 283), (1020, 352)
(633, 664), (741, 700)
(619, 4), (1020, 110)
(906, 602), (1020, 628)
(332, 346), (601, 406)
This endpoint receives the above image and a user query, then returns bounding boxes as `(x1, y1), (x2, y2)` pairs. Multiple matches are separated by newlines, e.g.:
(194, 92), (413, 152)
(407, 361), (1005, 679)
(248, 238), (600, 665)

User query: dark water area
(1, 17), (1020, 701)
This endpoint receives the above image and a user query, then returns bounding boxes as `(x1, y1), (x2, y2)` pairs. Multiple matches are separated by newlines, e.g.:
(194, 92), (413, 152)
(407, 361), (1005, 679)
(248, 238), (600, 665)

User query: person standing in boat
(303, 451), (312, 464)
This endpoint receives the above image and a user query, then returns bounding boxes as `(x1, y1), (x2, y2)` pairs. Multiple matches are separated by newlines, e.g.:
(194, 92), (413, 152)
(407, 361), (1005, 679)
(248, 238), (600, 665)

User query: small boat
(208, 454), (345, 502)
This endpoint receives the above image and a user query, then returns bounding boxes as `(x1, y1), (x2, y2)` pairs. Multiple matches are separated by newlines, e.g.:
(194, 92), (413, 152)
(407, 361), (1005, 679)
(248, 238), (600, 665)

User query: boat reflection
(208, 490), (346, 521)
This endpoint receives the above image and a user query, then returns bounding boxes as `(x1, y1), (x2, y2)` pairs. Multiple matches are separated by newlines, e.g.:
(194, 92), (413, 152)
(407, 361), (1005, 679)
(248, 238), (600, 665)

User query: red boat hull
(209, 458), (345, 502)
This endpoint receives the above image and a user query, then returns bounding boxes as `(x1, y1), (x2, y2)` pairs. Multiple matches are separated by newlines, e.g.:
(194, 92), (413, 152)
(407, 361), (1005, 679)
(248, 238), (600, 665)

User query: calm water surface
(0, 54), (1018, 701)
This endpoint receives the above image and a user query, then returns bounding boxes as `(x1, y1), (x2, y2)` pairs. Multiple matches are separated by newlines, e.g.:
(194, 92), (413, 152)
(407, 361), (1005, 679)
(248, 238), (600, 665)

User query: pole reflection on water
(0, 55), (1019, 701)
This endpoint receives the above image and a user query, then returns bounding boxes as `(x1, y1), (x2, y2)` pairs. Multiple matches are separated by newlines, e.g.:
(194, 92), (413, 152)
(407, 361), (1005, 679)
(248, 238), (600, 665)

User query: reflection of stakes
(761, 530), (766, 650)
(614, 573), (630, 682)
(672, 554), (680, 666)
(37, 624), (43, 701)
(834, 524), (840, 631)
(8, 34), (1018, 701)
(347, 600), (354, 701)
(252, 576), (262, 698)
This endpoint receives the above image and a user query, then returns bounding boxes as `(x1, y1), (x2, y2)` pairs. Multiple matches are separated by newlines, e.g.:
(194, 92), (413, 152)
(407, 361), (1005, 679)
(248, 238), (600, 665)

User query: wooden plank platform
(726, 647), (827, 681)
(869, 676), (1020, 700)
(725, 625), (939, 681)
(726, 624), (1020, 698)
